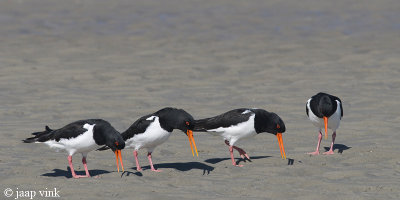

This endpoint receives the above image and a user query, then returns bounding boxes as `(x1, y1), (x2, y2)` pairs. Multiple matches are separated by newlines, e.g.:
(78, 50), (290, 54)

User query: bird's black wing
(51, 120), (90, 142)
(121, 114), (155, 140)
(194, 108), (253, 132)
(23, 126), (54, 143)
(23, 120), (88, 143)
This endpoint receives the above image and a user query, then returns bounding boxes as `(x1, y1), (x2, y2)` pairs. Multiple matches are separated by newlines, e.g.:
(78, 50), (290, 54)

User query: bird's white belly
(208, 114), (256, 145)
(43, 124), (100, 155)
(126, 117), (171, 152)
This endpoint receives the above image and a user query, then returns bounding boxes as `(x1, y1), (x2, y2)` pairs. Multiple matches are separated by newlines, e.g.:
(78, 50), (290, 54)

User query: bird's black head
(102, 129), (125, 152)
(176, 113), (195, 134)
(254, 110), (286, 135)
(157, 107), (195, 133)
(104, 130), (125, 173)
(105, 133), (125, 152)
(253, 109), (287, 159)
(269, 112), (286, 135)
(318, 95), (334, 117)
(157, 107), (198, 157)
(268, 112), (286, 160)
(108, 137), (125, 152)
(92, 120), (126, 172)
(92, 121), (125, 151)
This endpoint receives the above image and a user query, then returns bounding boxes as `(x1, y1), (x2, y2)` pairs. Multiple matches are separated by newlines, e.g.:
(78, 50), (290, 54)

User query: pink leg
(307, 131), (322, 155)
(68, 155), (80, 179)
(323, 131), (336, 155)
(147, 152), (161, 172)
(233, 146), (250, 160)
(81, 157), (91, 177)
(229, 146), (243, 167)
(225, 140), (250, 160)
(133, 150), (142, 171)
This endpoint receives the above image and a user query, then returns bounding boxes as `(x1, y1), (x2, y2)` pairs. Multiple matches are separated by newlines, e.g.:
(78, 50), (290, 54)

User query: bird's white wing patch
(83, 123), (95, 130)
(146, 116), (156, 121)
(241, 110), (252, 114)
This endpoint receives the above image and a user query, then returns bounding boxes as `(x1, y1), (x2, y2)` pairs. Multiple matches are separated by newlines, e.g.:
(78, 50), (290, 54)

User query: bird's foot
(307, 151), (320, 155)
(151, 168), (162, 172)
(236, 149), (250, 160)
(72, 175), (90, 179)
(232, 146), (251, 160)
(232, 160), (244, 167)
(136, 167), (142, 171)
(323, 150), (334, 155)
(240, 153), (250, 160)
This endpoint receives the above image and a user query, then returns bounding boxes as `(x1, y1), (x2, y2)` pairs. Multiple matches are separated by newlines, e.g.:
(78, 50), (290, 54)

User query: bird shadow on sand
(121, 170), (143, 177)
(324, 144), (351, 154)
(41, 167), (111, 178)
(205, 156), (271, 165)
(152, 162), (214, 175)
(124, 162), (214, 175)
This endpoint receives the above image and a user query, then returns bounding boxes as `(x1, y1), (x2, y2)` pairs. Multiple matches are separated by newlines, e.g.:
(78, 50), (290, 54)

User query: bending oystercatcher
(99, 107), (198, 172)
(194, 108), (286, 167)
(306, 92), (343, 155)
(23, 119), (125, 178)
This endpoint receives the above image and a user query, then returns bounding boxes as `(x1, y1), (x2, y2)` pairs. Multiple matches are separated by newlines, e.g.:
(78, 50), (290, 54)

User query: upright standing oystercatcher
(23, 119), (125, 178)
(306, 92), (343, 155)
(194, 108), (286, 167)
(99, 107), (198, 172)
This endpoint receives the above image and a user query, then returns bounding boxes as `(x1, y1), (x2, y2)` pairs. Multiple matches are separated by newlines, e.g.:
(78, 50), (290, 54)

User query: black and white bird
(23, 119), (125, 178)
(99, 107), (198, 172)
(306, 92), (343, 155)
(194, 108), (286, 167)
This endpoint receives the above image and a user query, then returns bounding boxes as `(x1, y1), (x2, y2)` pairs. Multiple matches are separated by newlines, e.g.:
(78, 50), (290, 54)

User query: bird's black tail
(193, 119), (210, 132)
(97, 146), (110, 151)
(23, 126), (54, 143)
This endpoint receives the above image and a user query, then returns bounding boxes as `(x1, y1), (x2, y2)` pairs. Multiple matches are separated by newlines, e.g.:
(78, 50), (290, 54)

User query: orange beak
(114, 150), (124, 172)
(187, 130), (199, 157)
(323, 116), (328, 139)
(276, 133), (286, 159)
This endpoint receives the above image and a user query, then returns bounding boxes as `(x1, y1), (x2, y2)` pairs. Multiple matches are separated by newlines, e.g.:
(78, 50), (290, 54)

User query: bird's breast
(126, 118), (171, 149)
(208, 114), (256, 138)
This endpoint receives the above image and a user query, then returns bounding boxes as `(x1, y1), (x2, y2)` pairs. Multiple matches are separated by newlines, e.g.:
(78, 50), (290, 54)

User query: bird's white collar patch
(83, 123), (95, 130)
(146, 116), (157, 121)
(241, 110), (252, 114)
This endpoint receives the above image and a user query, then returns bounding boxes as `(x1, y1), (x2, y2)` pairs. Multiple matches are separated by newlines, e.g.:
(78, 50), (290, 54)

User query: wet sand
(1, 0), (400, 199)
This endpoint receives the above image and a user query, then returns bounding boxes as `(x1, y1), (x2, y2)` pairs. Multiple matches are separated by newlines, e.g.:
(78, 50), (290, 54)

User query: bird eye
(186, 121), (190, 126)
(277, 124), (280, 129)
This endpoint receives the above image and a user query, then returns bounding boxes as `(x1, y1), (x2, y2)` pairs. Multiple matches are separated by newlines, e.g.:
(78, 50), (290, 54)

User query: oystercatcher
(99, 107), (198, 172)
(23, 119), (125, 178)
(194, 108), (286, 167)
(306, 92), (343, 155)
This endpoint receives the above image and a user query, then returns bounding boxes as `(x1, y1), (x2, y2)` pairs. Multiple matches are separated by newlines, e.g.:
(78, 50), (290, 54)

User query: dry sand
(1, 0), (400, 199)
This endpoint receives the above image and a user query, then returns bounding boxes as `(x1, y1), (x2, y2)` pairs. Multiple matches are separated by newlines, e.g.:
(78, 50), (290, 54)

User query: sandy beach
(1, 0), (400, 199)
